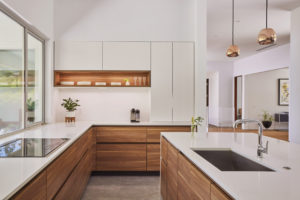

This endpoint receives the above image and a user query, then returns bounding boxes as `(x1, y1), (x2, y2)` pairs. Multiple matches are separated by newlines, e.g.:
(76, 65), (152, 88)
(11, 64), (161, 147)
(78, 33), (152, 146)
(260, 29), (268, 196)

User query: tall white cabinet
(54, 41), (102, 70)
(151, 42), (194, 122)
(151, 42), (173, 121)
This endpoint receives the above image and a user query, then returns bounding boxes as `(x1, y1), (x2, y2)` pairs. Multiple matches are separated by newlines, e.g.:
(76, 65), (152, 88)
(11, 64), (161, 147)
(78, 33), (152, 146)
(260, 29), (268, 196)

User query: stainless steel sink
(193, 149), (274, 172)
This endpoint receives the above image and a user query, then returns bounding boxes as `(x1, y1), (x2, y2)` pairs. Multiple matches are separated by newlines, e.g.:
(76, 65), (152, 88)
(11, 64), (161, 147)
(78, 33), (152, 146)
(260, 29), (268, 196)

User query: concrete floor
(82, 175), (161, 200)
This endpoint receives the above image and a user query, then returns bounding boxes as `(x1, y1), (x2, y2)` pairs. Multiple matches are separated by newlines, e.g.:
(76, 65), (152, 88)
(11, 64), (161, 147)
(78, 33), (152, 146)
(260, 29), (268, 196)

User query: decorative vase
(191, 125), (197, 137)
(27, 111), (35, 123)
(262, 121), (272, 129)
(125, 81), (130, 86)
(65, 111), (76, 123)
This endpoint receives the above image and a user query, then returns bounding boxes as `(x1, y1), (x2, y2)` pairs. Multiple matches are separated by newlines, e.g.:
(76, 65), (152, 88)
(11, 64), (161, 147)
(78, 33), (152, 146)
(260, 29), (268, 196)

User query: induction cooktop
(0, 138), (69, 157)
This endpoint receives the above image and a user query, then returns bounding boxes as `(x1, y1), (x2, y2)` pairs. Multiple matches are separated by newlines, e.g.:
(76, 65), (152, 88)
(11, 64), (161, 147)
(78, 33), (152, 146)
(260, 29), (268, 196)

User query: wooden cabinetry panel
(161, 137), (168, 163)
(166, 142), (178, 200)
(12, 171), (46, 200)
(54, 150), (92, 200)
(178, 153), (211, 200)
(147, 126), (190, 143)
(96, 144), (146, 171)
(161, 160), (167, 200)
(96, 127), (147, 143)
(211, 184), (232, 200)
(147, 144), (160, 171)
(46, 133), (88, 200)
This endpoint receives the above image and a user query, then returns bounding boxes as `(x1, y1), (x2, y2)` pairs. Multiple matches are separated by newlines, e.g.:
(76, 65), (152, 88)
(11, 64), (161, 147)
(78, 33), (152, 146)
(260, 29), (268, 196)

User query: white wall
(55, 88), (150, 123)
(207, 71), (219, 126)
(244, 68), (289, 129)
(234, 44), (290, 76)
(290, 7), (300, 143)
(54, 0), (195, 41)
(207, 61), (234, 127)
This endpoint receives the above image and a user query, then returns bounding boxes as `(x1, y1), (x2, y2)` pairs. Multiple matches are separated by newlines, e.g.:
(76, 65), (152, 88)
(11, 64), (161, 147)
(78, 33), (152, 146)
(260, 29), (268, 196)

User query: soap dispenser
(130, 109), (136, 122)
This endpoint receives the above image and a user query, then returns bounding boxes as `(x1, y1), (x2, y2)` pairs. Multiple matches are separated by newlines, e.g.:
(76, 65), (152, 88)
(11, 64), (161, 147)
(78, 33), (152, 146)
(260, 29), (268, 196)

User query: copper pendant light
(226, 0), (240, 57)
(258, 0), (277, 45)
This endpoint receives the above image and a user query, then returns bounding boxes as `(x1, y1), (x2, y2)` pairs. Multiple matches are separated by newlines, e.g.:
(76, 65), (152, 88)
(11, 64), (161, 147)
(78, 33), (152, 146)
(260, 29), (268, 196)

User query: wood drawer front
(178, 153), (211, 200)
(54, 150), (92, 200)
(12, 171), (46, 200)
(96, 127), (147, 143)
(147, 144), (160, 171)
(96, 144), (146, 171)
(46, 132), (89, 200)
(161, 160), (167, 200)
(161, 137), (168, 163)
(166, 142), (178, 200)
(211, 184), (232, 200)
(147, 126), (190, 143)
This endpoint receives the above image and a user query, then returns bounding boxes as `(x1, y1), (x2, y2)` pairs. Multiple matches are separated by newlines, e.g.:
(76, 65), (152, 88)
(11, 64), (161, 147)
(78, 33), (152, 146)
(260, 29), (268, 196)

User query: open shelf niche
(54, 70), (151, 87)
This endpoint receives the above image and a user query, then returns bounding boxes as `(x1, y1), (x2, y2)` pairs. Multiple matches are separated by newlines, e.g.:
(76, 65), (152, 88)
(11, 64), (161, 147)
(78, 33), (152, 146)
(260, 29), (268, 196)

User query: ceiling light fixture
(226, 0), (240, 57)
(257, 0), (277, 45)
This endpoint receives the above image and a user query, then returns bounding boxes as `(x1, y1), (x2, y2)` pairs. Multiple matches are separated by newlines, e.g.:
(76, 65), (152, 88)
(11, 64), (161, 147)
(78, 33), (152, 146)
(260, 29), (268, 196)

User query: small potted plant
(61, 98), (80, 122)
(191, 116), (204, 136)
(262, 111), (273, 129)
(124, 78), (130, 86)
(27, 98), (35, 122)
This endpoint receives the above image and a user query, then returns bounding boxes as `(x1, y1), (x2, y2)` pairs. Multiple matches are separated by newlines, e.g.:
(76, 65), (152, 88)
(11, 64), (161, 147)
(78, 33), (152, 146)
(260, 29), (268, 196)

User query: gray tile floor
(82, 175), (161, 200)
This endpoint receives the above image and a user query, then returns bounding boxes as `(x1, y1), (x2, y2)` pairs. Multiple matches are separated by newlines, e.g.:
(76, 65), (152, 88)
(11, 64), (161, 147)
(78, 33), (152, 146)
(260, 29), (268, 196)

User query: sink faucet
(233, 119), (269, 158)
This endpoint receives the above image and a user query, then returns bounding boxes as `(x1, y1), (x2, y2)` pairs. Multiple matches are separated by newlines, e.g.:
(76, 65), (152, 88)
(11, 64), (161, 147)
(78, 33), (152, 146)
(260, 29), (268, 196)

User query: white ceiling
(207, 0), (300, 62)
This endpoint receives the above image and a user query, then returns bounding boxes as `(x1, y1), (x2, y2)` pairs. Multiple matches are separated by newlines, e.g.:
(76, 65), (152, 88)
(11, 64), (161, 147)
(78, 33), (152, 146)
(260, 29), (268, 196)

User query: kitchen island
(161, 131), (300, 200)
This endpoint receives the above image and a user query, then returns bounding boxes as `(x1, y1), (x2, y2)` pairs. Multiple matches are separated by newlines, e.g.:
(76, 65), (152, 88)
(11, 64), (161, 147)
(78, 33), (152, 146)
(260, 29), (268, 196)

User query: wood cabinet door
(103, 42), (150, 70)
(161, 137), (168, 163)
(173, 42), (194, 121)
(211, 184), (232, 200)
(147, 144), (160, 171)
(96, 144), (146, 171)
(46, 133), (88, 200)
(150, 42), (173, 121)
(166, 142), (178, 200)
(95, 127), (147, 143)
(55, 41), (102, 70)
(147, 126), (190, 143)
(178, 153), (211, 200)
(161, 160), (167, 200)
(12, 171), (46, 200)
(54, 150), (92, 200)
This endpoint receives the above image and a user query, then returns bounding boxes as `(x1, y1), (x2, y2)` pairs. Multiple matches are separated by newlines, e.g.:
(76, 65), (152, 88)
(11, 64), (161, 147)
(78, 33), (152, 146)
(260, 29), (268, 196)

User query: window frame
(0, 5), (46, 136)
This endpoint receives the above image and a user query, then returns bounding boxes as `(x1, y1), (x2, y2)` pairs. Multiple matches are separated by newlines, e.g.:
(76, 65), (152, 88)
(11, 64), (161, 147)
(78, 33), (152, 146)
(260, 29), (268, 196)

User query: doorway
(234, 76), (242, 121)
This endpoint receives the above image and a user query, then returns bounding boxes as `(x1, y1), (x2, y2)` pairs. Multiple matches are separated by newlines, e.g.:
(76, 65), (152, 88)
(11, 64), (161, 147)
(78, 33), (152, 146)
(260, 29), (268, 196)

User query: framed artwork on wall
(278, 78), (289, 106)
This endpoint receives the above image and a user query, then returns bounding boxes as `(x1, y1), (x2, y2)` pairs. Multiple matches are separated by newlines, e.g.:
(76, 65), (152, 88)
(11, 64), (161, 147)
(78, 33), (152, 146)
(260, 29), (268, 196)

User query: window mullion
(24, 28), (28, 128)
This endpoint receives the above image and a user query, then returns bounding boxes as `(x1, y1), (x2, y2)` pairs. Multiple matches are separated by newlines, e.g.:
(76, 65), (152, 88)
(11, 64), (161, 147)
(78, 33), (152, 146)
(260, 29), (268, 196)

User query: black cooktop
(0, 138), (69, 157)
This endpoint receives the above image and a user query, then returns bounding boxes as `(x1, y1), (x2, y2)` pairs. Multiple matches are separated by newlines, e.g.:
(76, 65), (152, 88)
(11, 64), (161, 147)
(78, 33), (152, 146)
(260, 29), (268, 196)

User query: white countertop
(0, 121), (190, 199)
(162, 131), (300, 200)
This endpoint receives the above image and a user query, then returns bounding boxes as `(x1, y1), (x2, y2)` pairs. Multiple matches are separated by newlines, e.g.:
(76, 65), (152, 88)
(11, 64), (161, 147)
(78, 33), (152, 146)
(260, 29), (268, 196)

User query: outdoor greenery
(61, 98), (80, 112)
(27, 98), (35, 112)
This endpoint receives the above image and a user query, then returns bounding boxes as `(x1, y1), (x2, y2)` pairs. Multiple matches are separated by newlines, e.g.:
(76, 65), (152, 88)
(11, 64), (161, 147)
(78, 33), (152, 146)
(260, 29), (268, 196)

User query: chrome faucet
(233, 119), (269, 158)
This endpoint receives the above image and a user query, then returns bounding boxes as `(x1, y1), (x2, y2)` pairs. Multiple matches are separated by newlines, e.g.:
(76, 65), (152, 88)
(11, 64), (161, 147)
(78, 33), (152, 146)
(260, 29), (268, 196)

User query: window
(0, 10), (44, 136)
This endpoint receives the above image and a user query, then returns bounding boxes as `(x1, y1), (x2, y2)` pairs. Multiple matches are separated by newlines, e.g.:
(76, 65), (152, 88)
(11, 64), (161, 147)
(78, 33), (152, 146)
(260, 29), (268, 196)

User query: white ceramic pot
(66, 111), (75, 118)
(125, 81), (130, 86)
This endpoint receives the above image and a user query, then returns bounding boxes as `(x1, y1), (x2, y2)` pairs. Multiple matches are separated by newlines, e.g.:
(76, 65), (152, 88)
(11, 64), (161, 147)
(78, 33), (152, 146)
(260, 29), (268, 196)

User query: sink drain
(283, 166), (291, 170)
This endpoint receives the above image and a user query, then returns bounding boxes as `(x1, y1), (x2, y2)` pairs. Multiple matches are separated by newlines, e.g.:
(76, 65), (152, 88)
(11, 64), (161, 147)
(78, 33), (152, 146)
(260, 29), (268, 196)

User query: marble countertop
(0, 121), (190, 199)
(162, 131), (300, 200)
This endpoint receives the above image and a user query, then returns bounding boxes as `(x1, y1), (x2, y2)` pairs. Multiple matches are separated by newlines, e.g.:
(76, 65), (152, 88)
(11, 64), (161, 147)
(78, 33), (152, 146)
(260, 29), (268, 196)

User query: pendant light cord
(266, 0), (268, 28)
(232, 0), (235, 45)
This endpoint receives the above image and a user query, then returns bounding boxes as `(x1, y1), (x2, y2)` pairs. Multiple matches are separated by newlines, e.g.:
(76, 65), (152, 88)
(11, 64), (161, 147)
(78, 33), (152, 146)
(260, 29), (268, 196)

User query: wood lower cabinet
(161, 137), (233, 200)
(211, 184), (231, 200)
(12, 171), (46, 200)
(96, 144), (146, 171)
(147, 126), (190, 143)
(147, 144), (160, 171)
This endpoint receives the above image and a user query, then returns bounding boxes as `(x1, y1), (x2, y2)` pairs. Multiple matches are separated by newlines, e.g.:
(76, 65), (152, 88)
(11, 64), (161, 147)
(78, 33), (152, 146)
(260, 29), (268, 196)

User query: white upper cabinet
(103, 42), (151, 71)
(150, 42), (173, 121)
(54, 41), (102, 70)
(173, 42), (195, 121)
